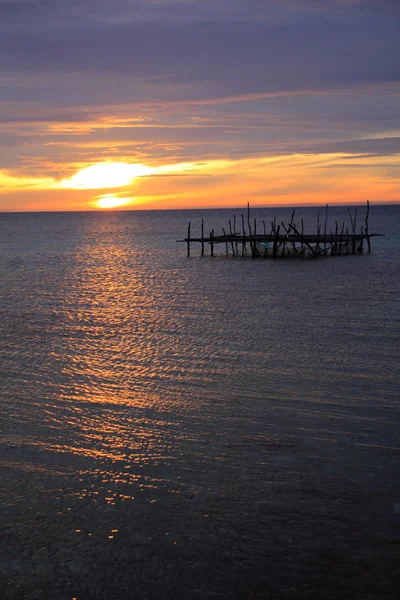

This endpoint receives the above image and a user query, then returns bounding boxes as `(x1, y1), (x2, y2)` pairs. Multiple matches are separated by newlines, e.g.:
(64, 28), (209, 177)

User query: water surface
(1, 205), (400, 599)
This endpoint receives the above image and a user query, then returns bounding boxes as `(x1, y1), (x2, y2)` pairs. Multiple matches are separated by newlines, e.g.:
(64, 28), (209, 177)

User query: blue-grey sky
(1, 0), (399, 209)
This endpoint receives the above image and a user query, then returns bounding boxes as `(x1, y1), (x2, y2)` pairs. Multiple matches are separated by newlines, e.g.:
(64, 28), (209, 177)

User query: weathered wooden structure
(177, 201), (383, 258)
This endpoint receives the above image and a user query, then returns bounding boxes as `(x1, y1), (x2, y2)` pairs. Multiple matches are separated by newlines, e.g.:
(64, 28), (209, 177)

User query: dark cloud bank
(0, 0), (399, 103)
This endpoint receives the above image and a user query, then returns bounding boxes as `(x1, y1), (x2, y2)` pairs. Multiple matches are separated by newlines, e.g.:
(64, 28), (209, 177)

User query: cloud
(0, 1), (398, 105)
(0, 0), (399, 210)
(1, 151), (399, 211)
(0, 169), (55, 190)
(2, 1), (399, 24)
(302, 137), (400, 157)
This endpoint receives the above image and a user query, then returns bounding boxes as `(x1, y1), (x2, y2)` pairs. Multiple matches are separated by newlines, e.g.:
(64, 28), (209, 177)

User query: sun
(60, 162), (152, 190)
(96, 195), (130, 209)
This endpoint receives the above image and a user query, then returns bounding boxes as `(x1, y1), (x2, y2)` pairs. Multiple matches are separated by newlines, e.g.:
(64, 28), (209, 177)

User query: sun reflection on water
(16, 222), (215, 506)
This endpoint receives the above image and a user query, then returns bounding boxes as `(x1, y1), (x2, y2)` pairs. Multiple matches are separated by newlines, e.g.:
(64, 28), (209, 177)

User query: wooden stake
(323, 204), (328, 255)
(347, 207), (356, 254)
(365, 200), (371, 253)
(253, 218), (260, 257)
(272, 225), (280, 259)
(241, 214), (246, 257)
(347, 207), (354, 232)
(358, 226), (364, 253)
(229, 220), (235, 257)
(187, 222), (191, 257)
(201, 218), (204, 257)
(280, 221), (289, 256)
(247, 203), (255, 257)
(289, 210), (296, 253)
(338, 222), (344, 256)
(222, 227), (229, 254)
(288, 223), (317, 256)
(263, 220), (268, 257)
(234, 214), (238, 254)
(334, 221), (338, 254)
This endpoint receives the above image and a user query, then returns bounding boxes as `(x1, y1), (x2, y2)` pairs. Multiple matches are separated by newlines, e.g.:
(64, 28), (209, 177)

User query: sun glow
(96, 195), (130, 209)
(60, 162), (153, 190)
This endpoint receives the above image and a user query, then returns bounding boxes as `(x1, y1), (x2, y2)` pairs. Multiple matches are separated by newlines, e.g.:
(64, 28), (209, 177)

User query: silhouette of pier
(177, 201), (383, 258)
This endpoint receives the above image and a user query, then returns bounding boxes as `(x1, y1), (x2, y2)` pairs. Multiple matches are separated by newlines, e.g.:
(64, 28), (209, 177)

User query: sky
(0, 0), (399, 211)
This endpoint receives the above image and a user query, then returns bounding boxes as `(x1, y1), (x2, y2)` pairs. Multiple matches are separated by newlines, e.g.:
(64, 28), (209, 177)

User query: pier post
(229, 220), (236, 257)
(339, 222), (344, 255)
(247, 203), (254, 257)
(253, 218), (260, 257)
(263, 220), (268, 257)
(272, 225), (280, 259)
(187, 222), (191, 257)
(323, 205), (328, 255)
(365, 200), (371, 253)
(358, 227), (364, 253)
(241, 214), (246, 257)
(222, 227), (229, 255)
(348, 207), (357, 254)
(289, 210), (296, 254)
(316, 210), (321, 253)
(234, 215), (238, 255)
(334, 221), (338, 254)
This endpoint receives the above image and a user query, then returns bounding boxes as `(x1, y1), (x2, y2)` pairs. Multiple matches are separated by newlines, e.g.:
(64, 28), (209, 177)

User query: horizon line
(1, 201), (399, 214)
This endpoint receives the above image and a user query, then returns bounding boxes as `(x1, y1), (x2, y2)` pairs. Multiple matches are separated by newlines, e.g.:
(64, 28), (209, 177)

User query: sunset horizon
(2, 197), (399, 213)
(1, 1), (399, 212)
(1, 152), (399, 212)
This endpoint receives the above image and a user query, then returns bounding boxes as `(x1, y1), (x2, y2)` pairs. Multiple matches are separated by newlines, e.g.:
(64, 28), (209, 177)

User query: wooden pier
(177, 201), (383, 259)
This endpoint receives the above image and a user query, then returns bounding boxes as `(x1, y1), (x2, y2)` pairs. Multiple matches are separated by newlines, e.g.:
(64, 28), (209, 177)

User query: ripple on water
(1, 209), (400, 502)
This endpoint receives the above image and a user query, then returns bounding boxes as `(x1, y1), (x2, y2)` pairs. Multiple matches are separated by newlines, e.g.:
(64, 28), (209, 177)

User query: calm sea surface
(1, 205), (400, 599)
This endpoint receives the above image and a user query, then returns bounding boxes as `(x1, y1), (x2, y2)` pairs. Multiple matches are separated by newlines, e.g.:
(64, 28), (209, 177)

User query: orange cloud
(1, 152), (399, 211)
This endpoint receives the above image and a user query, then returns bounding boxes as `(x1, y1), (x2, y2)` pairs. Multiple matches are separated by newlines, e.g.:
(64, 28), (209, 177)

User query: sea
(1, 204), (400, 599)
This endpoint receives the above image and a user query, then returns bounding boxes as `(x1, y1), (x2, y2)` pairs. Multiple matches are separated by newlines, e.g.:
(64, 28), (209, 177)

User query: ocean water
(1, 205), (400, 599)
